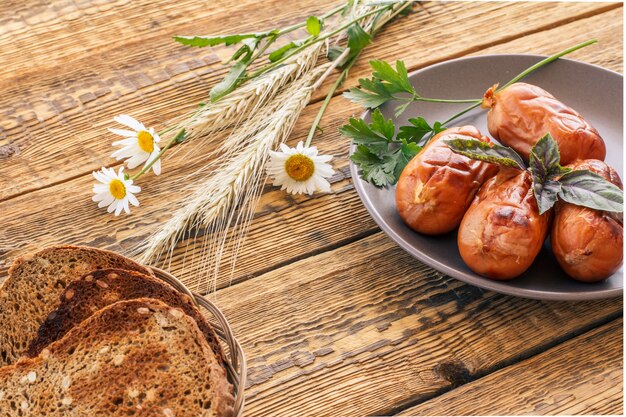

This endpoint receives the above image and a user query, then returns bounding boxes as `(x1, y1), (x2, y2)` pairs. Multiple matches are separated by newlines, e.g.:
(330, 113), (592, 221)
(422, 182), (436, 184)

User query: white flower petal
(114, 114), (144, 131)
(114, 201), (125, 216)
(126, 184), (141, 193)
(313, 154), (333, 163)
(313, 175), (331, 193)
(107, 200), (117, 213)
(111, 148), (137, 160)
(150, 128), (161, 143)
(111, 138), (137, 146)
(126, 154), (149, 169)
(151, 158), (161, 176)
(98, 195), (115, 208)
(108, 128), (137, 137)
(127, 193), (140, 207)
(123, 198), (130, 214)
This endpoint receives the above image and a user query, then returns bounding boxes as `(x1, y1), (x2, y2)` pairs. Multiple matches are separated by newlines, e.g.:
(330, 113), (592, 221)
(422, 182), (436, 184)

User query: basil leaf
(531, 133), (560, 168)
(306, 16), (323, 36)
(173, 33), (261, 48)
(533, 179), (561, 215)
(443, 138), (526, 170)
(210, 61), (247, 102)
(558, 170), (624, 212)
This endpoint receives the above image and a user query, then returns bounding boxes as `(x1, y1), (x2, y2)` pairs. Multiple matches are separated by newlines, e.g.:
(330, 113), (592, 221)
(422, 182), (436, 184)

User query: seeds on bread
(27, 268), (226, 368)
(0, 298), (235, 417)
(0, 245), (153, 367)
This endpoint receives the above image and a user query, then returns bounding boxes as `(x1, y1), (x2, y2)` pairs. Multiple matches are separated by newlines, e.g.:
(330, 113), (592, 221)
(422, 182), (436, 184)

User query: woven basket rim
(150, 267), (246, 417)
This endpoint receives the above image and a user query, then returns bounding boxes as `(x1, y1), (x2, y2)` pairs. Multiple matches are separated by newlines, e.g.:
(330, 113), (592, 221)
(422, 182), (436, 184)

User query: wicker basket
(151, 267), (246, 417)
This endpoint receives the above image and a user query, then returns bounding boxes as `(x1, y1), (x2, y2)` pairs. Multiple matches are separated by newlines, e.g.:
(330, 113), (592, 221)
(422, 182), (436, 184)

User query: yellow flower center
(137, 130), (154, 153)
(109, 179), (126, 199)
(285, 154), (315, 182)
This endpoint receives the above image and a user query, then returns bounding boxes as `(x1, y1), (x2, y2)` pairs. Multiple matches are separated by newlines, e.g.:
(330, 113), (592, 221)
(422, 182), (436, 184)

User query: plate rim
(349, 53), (624, 301)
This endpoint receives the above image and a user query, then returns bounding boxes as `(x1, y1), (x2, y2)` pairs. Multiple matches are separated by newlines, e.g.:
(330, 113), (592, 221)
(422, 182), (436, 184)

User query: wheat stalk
(137, 67), (327, 292)
(135, 2), (410, 292)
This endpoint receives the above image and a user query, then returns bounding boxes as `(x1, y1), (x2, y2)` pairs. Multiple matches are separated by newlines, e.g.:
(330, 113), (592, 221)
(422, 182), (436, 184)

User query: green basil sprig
(445, 133), (623, 214)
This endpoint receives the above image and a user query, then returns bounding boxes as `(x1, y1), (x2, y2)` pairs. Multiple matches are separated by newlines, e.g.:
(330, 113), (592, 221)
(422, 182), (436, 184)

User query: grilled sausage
(458, 169), (552, 279)
(483, 82), (606, 165)
(395, 126), (499, 235)
(551, 159), (623, 282)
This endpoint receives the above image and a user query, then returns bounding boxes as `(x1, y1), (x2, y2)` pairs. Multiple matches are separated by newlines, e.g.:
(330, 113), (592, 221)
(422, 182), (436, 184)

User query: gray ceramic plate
(350, 54), (623, 300)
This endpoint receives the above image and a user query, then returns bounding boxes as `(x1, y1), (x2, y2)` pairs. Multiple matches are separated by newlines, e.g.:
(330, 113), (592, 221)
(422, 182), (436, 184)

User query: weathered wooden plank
(1, 8), (622, 293)
(0, 2), (617, 200)
(212, 232), (622, 417)
(399, 319), (623, 416)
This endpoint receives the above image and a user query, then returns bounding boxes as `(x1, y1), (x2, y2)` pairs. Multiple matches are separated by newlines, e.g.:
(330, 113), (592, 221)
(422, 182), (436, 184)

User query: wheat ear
(137, 67), (327, 292)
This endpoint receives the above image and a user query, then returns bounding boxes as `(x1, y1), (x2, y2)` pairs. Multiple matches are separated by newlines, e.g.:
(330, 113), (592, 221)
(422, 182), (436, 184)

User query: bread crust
(0, 245), (153, 366)
(0, 298), (235, 417)
(27, 268), (226, 368)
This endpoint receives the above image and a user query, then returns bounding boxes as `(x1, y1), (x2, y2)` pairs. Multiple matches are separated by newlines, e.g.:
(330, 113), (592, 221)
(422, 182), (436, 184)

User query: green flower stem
(246, 5), (392, 81)
(441, 101), (483, 126)
(277, 3), (345, 36)
(130, 128), (185, 181)
(305, 52), (356, 148)
(499, 39), (597, 91)
(440, 39), (598, 127)
(305, 2), (413, 147)
(414, 97), (482, 104)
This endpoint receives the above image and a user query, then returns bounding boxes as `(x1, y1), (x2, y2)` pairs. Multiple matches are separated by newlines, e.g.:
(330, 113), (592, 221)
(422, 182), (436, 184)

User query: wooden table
(0, 1), (623, 415)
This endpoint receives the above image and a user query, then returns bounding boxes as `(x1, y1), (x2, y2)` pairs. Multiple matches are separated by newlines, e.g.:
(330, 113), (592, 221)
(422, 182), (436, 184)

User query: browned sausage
(395, 126), (499, 235)
(458, 169), (552, 279)
(551, 159), (623, 282)
(483, 82), (606, 165)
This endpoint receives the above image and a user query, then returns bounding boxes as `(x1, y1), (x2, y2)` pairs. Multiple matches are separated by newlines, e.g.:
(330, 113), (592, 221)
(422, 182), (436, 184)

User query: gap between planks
(394, 317), (623, 416)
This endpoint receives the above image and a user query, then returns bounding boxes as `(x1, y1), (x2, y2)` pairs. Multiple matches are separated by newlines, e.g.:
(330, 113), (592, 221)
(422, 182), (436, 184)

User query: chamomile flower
(92, 167), (141, 216)
(109, 115), (162, 175)
(266, 141), (334, 195)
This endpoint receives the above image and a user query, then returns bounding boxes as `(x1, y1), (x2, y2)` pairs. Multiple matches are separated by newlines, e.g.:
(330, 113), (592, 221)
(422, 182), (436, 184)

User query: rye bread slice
(0, 298), (235, 417)
(0, 245), (153, 367)
(27, 268), (226, 368)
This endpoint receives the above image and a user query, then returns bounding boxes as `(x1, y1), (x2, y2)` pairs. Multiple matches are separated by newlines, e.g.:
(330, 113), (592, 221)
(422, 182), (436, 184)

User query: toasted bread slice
(0, 245), (153, 366)
(27, 268), (225, 367)
(0, 298), (235, 417)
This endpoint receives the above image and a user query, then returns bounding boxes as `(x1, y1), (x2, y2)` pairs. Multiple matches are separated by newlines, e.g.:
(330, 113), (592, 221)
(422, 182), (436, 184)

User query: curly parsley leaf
(369, 59), (414, 94)
(343, 59), (414, 109)
(341, 109), (423, 187)
(397, 117), (444, 146)
(350, 145), (396, 186)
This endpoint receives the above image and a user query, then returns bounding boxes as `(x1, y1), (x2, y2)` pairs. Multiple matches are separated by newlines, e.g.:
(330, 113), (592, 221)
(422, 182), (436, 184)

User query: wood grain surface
(400, 319), (623, 416)
(0, 1), (623, 416)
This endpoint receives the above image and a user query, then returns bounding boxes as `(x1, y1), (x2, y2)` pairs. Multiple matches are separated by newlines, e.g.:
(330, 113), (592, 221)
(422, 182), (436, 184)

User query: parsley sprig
(339, 109), (422, 186)
(344, 60), (481, 116)
(342, 39), (599, 188)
